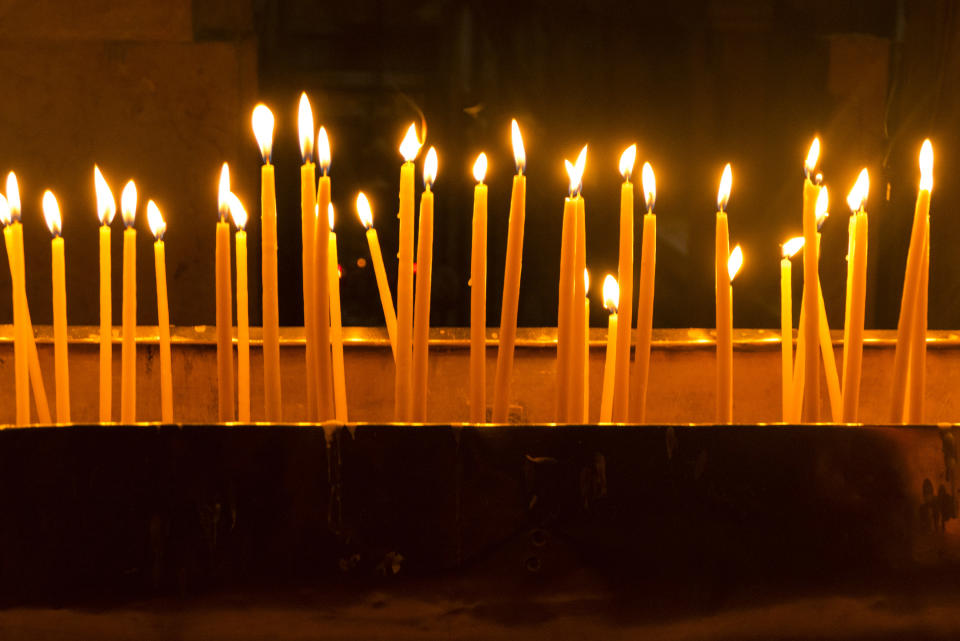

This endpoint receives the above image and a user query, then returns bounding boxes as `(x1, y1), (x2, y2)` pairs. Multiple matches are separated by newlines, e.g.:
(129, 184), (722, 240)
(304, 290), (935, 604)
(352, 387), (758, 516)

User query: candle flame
(717, 163), (732, 211)
(919, 139), (933, 191)
(94, 166), (117, 225)
(602, 274), (619, 313)
(120, 180), (137, 227)
(473, 152), (487, 183)
(805, 137), (820, 176)
(782, 236), (805, 258)
(619, 144), (637, 181)
(328, 203), (335, 231)
(317, 126), (331, 174)
(0, 194), (10, 226)
(298, 92), (314, 163)
(228, 192), (247, 230)
(564, 145), (588, 196)
(356, 191), (373, 229)
(6, 172), (20, 222)
(641, 162), (656, 212)
(218, 162), (230, 221)
(816, 185), (829, 227)
(584, 268), (590, 293)
(511, 119), (525, 173)
(146, 200), (166, 240)
(251, 104), (274, 163)
(41, 190), (61, 236)
(399, 123), (421, 162)
(424, 146), (438, 188)
(846, 168), (869, 213)
(727, 244), (743, 281)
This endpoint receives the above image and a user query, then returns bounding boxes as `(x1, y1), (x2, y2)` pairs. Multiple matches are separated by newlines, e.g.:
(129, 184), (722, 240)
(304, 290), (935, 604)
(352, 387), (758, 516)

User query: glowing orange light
(511, 119), (525, 173)
(399, 123), (421, 162)
(298, 92), (314, 163)
(619, 144), (636, 181)
(42, 190), (61, 236)
(252, 104), (274, 163)
(728, 245), (743, 281)
(356, 192), (373, 229)
(146, 200), (166, 239)
(717, 163), (732, 211)
(94, 166), (116, 225)
(602, 274), (619, 313)
(120, 180), (137, 228)
(846, 168), (869, 213)
(473, 152), (487, 183)
(782, 236), (804, 258)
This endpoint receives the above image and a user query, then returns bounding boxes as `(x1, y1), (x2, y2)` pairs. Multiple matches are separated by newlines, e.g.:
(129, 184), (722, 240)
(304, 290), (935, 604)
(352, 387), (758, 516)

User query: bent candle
(356, 193), (397, 359)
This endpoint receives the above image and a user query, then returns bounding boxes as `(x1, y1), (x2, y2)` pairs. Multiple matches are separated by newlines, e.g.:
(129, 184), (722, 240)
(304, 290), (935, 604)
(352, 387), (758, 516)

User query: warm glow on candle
(218, 163), (230, 222)
(728, 245), (743, 281)
(565, 147), (587, 197)
(327, 203), (334, 231)
(619, 144), (637, 181)
(473, 152), (487, 183)
(120, 180), (137, 227)
(919, 139), (933, 191)
(805, 137), (820, 176)
(252, 104), (274, 163)
(6, 172), (20, 222)
(641, 162), (656, 212)
(717, 163), (732, 211)
(424, 146), (438, 187)
(602, 274), (619, 313)
(94, 166), (116, 225)
(584, 268), (590, 294)
(399, 123), (421, 162)
(147, 200), (166, 239)
(357, 192), (373, 228)
(317, 126), (331, 175)
(783, 236), (805, 258)
(42, 190), (61, 236)
(0, 194), (9, 225)
(298, 92), (314, 163)
(816, 186), (829, 227)
(846, 169), (869, 213)
(511, 119), (525, 173)
(227, 192), (247, 230)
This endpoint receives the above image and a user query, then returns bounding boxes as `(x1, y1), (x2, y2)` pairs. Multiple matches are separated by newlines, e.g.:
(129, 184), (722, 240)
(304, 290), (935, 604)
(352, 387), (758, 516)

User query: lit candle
(801, 138), (822, 422)
(298, 94), (318, 420)
(146, 200), (173, 423)
(327, 204), (347, 422)
(314, 125), (333, 421)
(216, 163), (234, 422)
(715, 164), (734, 424)
(583, 268), (590, 423)
(556, 153), (584, 422)
(252, 104), (282, 422)
(613, 145), (635, 422)
(629, 163), (657, 423)
(227, 193), (249, 423)
(356, 193), (397, 359)
(120, 180), (138, 422)
(469, 152), (488, 423)
(1, 193), (28, 425)
(567, 145), (588, 423)
(42, 191), (70, 423)
(396, 123), (421, 421)
(907, 219), (930, 423)
(492, 120), (527, 422)
(599, 274), (619, 423)
(412, 146), (438, 422)
(890, 140), (933, 423)
(94, 167), (116, 422)
(841, 169), (869, 422)
(780, 237), (803, 422)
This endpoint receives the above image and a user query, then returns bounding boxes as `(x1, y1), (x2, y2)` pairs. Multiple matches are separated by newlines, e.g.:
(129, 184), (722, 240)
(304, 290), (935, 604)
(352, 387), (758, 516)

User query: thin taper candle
(216, 164), (234, 422)
(356, 193), (397, 359)
(412, 147), (437, 421)
(327, 204), (347, 422)
(715, 165), (734, 424)
(147, 201), (173, 423)
(842, 170), (869, 422)
(556, 162), (580, 422)
(227, 194), (250, 423)
(469, 153), (488, 423)
(630, 163), (657, 423)
(780, 237), (803, 422)
(1, 194), (28, 425)
(396, 123), (420, 421)
(120, 180), (138, 423)
(314, 127), (333, 420)
(298, 94), (318, 420)
(95, 167), (116, 422)
(566, 145), (588, 423)
(43, 191), (70, 423)
(599, 275), (619, 422)
(801, 139), (821, 421)
(613, 145), (635, 422)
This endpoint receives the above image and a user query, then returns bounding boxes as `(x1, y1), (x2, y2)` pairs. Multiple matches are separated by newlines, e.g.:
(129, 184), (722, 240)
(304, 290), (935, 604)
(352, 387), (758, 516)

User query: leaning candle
(120, 180), (138, 422)
(327, 204), (347, 422)
(469, 153), (488, 423)
(556, 155), (582, 422)
(314, 126), (333, 420)
(356, 193), (397, 359)
(42, 191), (70, 423)
(492, 120), (528, 422)
(583, 269), (590, 423)
(566, 145), (588, 423)
(801, 138), (822, 422)
(252, 104), (282, 421)
(298, 94), (318, 420)
(780, 237), (803, 422)
(907, 219), (930, 423)
(629, 163), (657, 423)
(94, 167), (116, 422)
(613, 145), (635, 422)
(216, 164), (234, 422)
(715, 164), (734, 424)
(396, 123), (421, 421)
(412, 146), (438, 422)
(227, 193), (250, 423)
(0, 194), (28, 424)
(842, 169), (869, 422)
(146, 200), (173, 423)
(599, 275), (619, 422)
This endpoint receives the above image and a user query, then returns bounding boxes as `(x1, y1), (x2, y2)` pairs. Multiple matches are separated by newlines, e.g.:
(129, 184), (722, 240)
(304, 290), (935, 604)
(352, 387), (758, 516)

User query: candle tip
(919, 139), (933, 191)
(298, 93), (314, 163)
(42, 190), (61, 237)
(218, 163), (230, 222)
(717, 163), (732, 212)
(423, 146), (438, 187)
(805, 137), (820, 176)
(511, 119), (526, 173)
(782, 236), (804, 259)
(120, 180), (137, 227)
(602, 274), (619, 313)
(6, 172), (20, 222)
(252, 104), (274, 163)
(356, 192), (373, 229)
(641, 162), (656, 212)
(0, 194), (10, 226)
(317, 126), (331, 174)
(94, 165), (117, 225)
(473, 152), (487, 183)
(147, 200), (167, 239)
(846, 168), (869, 213)
(400, 123), (421, 162)
(619, 144), (636, 181)
(227, 192), (247, 230)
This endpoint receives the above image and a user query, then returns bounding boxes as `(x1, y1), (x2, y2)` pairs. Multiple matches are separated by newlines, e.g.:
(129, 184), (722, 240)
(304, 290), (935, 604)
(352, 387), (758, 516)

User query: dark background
(0, 0), (958, 331)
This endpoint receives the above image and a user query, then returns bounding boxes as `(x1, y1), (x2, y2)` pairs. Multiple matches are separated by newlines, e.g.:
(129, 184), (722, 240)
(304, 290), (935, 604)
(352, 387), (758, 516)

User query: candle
(216, 163), (234, 422)
(907, 219), (930, 423)
(556, 155), (583, 422)
(583, 269), (590, 423)
(0, 194), (28, 424)
(396, 123), (421, 421)
(801, 138), (822, 422)
(715, 164), (734, 424)
(890, 140), (933, 423)
(841, 169), (869, 422)
(613, 145), (635, 422)
(726, 245), (743, 421)
(252, 104), (282, 422)
(327, 204), (348, 422)
(94, 167), (116, 422)
(146, 200), (173, 423)
(469, 153), (488, 423)
(356, 193), (397, 359)
(314, 126), (334, 421)
(792, 278), (843, 423)
(227, 193), (249, 423)
(629, 163), (657, 423)
(42, 191), (70, 423)
(566, 145), (588, 424)
(298, 94), (318, 420)
(780, 237), (803, 422)
(599, 274), (619, 422)
(119, 180), (138, 423)
(412, 146), (438, 422)
(492, 120), (527, 422)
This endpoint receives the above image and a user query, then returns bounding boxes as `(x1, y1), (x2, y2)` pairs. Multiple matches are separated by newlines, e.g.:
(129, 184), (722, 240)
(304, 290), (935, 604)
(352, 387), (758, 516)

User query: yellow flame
(94, 166), (116, 225)
(473, 152), (487, 183)
(575, 144), (588, 188)
(228, 192), (247, 230)
(717, 163), (732, 211)
(317, 126), (331, 174)
(399, 123), (421, 162)
(728, 244), (743, 281)
(120, 180), (137, 227)
(146, 200), (166, 239)
(584, 268), (590, 293)
(6, 172), (20, 221)
(602, 274), (619, 313)
(782, 236), (805, 258)
(641, 162), (656, 211)
(0, 194), (9, 226)
(423, 146), (438, 187)
(805, 137), (820, 175)
(42, 190), (61, 236)
(298, 92), (314, 163)
(919, 139), (933, 191)
(619, 144), (637, 181)
(511, 119), (525, 173)
(328, 203), (335, 231)
(816, 185), (829, 225)
(846, 168), (869, 213)
(218, 162), (230, 221)
(251, 104), (274, 163)
(356, 191), (373, 229)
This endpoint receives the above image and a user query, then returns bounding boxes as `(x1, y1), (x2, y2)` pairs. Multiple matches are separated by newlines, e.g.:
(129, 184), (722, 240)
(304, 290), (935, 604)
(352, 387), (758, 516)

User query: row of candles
(0, 91), (934, 425)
